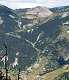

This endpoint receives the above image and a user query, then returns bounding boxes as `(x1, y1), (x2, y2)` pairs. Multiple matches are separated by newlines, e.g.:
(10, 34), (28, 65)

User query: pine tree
(4, 42), (8, 80)
(18, 68), (20, 80)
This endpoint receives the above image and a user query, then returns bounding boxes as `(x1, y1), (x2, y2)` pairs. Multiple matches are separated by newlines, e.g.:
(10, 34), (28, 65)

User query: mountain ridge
(0, 4), (69, 80)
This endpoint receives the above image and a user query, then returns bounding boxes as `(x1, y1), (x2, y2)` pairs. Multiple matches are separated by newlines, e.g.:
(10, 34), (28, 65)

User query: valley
(0, 5), (69, 80)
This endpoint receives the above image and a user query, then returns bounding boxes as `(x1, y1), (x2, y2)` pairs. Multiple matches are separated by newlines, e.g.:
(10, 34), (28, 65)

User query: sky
(0, 0), (69, 9)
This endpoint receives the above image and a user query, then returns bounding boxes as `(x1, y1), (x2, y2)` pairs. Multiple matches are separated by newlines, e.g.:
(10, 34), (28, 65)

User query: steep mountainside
(0, 5), (19, 33)
(0, 5), (69, 80)
(50, 6), (69, 13)
(15, 6), (53, 26)
(16, 6), (52, 17)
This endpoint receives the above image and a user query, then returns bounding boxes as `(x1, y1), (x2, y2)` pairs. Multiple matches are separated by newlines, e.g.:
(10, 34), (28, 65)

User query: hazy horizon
(0, 0), (69, 9)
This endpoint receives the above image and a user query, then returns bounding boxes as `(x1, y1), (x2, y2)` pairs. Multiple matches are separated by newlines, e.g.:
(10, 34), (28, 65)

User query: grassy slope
(27, 64), (69, 80)
(42, 66), (69, 80)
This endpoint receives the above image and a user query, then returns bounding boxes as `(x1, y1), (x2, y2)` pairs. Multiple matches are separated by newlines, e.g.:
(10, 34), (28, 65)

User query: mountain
(0, 4), (19, 33)
(50, 6), (69, 13)
(15, 6), (53, 25)
(8, 7), (69, 70)
(25, 6), (52, 18)
(16, 6), (52, 17)
(0, 5), (69, 80)
(15, 8), (30, 14)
